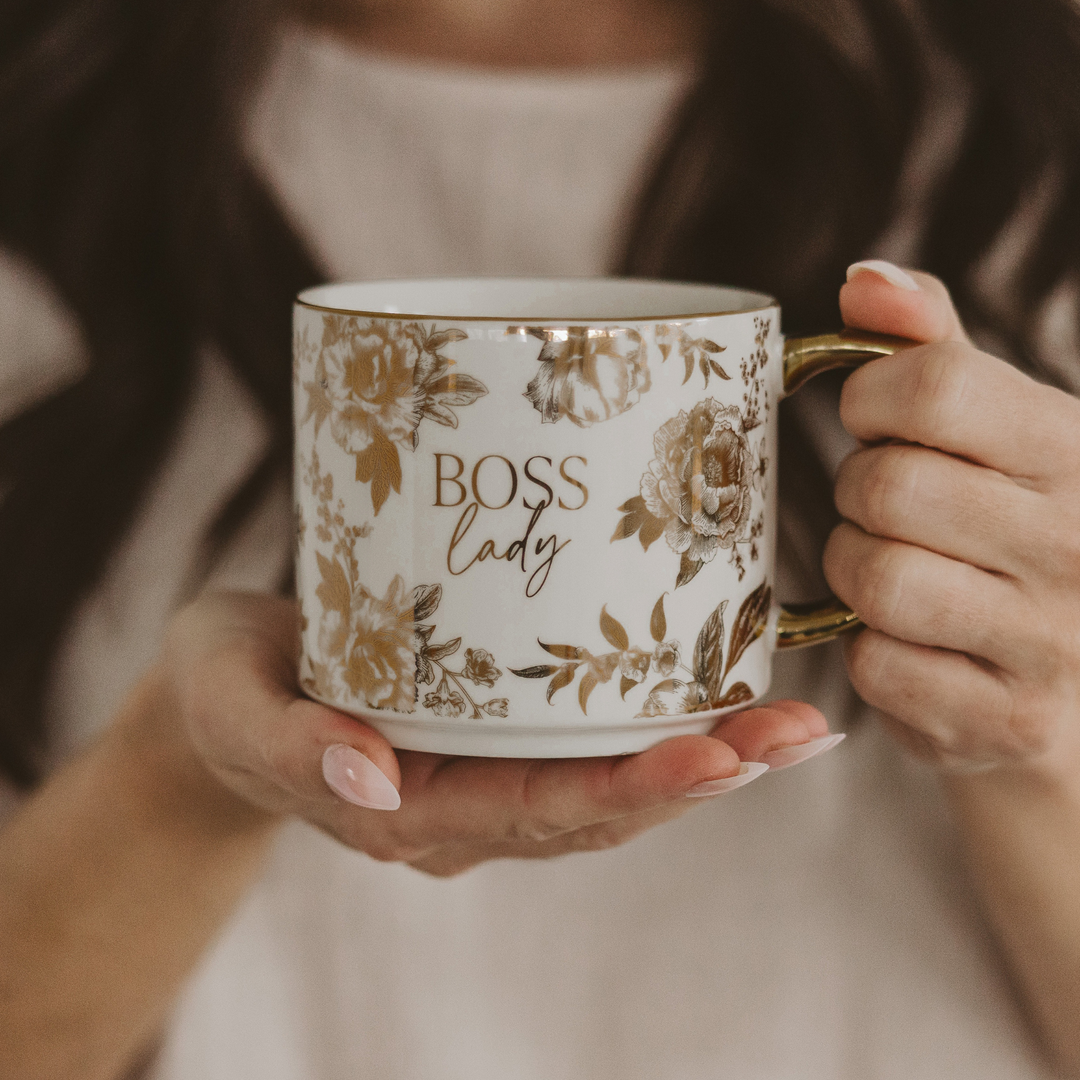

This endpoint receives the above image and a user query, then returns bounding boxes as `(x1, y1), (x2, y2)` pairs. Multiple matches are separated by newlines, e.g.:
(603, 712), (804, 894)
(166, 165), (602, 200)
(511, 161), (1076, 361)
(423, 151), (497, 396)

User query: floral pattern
(511, 582), (770, 717)
(521, 326), (651, 427)
(655, 324), (730, 386)
(612, 398), (764, 587)
(413, 585), (509, 720)
(298, 317), (487, 515)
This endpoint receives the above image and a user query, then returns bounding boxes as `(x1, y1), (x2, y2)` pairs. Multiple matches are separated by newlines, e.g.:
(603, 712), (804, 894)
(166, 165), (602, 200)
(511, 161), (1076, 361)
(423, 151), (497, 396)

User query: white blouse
(0, 27), (1054, 1080)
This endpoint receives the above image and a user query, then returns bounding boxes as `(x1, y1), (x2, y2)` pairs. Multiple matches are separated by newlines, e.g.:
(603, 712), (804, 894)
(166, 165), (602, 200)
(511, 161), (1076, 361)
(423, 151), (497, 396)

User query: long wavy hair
(1, 0), (1078, 787)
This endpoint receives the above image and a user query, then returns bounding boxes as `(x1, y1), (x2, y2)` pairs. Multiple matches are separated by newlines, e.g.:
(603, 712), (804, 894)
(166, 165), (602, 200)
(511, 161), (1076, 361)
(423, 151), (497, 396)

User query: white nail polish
(686, 761), (770, 798)
(322, 744), (401, 810)
(846, 259), (920, 292)
(759, 733), (846, 772)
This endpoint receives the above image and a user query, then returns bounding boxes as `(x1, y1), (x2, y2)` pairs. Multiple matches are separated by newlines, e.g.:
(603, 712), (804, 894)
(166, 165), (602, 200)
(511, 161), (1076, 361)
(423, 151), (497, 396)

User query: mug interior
(297, 277), (775, 321)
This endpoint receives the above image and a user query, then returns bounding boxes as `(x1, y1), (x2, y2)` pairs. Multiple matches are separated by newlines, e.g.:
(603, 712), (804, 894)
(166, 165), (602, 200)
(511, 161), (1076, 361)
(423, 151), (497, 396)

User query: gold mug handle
(775, 329), (910, 650)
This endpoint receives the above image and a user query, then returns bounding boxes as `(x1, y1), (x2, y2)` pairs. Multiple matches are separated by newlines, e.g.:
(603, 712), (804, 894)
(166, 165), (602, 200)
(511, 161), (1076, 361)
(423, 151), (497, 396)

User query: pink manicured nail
(686, 761), (770, 798)
(846, 259), (920, 292)
(758, 733), (846, 772)
(322, 744), (401, 810)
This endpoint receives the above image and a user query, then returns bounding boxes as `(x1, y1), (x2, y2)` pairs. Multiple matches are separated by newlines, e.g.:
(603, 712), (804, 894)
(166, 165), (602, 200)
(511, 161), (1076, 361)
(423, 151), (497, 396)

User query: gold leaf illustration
(301, 357), (334, 437)
(540, 642), (584, 660)
(649, 678), (680, 695)
(710, 359), (731, 380)
(676, 553), (704, 588)
(639, 515), (665, 551)
(411, 583), (442, 621)
(421, 402), (459, 428)
(650, 594), (667, 644)
(578, 672), (598, 714)
(724, 582), (772, 681)
(546, 664), (578, 703)
(715, 682), (754, 708)
(424, 327), (468, 351)
(599, 606), (629, 650)
(427, 637), (461, 661)
(315, 551), (351, 621)
(619, 675), (637, 700)
(426, 372), (488, 406)
(611, 508), (645, 542)
(510, 664), (559, 679)
(355, 429), (403, 515)
(693, 599), (728, 702)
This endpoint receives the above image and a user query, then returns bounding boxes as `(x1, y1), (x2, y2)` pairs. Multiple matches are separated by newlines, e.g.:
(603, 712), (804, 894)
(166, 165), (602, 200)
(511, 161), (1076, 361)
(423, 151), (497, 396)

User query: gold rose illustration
(413, 583), (509, 720)
(302, 563), (420, 714)
(655, 325), (730, 386)
(299, 317), (488, 515)
(519, 326), (651, 426)
(511, 582), (770, 717)
(612, 398), (762, 587)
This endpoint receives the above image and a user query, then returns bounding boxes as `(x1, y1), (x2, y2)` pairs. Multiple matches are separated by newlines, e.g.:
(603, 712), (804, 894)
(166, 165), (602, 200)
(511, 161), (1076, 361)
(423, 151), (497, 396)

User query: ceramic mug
(293, 278), (901, 757)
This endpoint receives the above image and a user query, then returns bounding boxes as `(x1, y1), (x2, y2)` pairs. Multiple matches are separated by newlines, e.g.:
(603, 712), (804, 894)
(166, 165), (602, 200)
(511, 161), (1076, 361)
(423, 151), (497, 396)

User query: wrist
(106, 667), (284, 842)
(943, 748), (1080, 832)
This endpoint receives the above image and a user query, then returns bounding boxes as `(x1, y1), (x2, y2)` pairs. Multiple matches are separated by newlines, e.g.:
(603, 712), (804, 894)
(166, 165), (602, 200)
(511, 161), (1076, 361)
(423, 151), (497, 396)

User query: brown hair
(1, 0), (1077, 786)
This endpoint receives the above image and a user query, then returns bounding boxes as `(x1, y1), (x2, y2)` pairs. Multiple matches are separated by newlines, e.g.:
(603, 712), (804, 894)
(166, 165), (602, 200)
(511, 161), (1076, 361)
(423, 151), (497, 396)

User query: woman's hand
(825, 261), (1080, 779)
(827, 261), (1080, 1074)
(158, 592), (830, 877)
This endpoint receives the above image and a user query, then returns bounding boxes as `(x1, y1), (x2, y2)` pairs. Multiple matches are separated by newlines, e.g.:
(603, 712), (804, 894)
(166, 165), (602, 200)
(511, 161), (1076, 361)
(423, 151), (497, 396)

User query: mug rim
(296, 276), (779, 322)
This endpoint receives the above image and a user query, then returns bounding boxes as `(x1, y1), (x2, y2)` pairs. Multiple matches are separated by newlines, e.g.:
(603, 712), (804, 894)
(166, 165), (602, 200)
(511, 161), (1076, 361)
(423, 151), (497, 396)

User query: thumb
(277, 698), (402, 810)
(840, 260), (970, 346)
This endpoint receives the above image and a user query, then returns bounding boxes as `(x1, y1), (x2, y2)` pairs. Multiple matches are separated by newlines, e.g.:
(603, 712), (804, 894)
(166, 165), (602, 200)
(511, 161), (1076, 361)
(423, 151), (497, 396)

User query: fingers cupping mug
(293, 278), (902, 757)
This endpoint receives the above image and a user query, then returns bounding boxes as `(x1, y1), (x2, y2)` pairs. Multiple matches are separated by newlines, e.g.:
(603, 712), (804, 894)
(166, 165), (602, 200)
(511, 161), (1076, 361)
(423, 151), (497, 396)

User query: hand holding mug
(157, 591), (827, 878)
(826, 262), (1080, 779)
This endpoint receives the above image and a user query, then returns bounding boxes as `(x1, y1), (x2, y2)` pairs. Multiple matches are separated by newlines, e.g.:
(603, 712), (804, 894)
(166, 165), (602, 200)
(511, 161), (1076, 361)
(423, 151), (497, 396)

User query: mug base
(303, 691), (757, 757)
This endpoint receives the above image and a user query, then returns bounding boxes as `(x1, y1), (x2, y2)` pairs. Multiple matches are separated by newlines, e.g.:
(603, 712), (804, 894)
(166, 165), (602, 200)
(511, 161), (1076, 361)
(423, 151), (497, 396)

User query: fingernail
(758, 732), (846, 772)
(686, 761), (770, 798)
(846, 259), (920, 292)
(322, 744), (401, 810)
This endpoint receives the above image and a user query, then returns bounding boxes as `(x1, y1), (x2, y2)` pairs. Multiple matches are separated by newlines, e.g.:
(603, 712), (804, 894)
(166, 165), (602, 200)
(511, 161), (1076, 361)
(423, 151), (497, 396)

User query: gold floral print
(299, 449), (415, 711)
(511, 583), (770, 717)
(520, 326), (651, 427)
(612, 398), (759, 587)
(655, 324), (730, 386)
(739, 316), (772, 432)
(299, 317), (487, 515)
(413, 585), (508, 720)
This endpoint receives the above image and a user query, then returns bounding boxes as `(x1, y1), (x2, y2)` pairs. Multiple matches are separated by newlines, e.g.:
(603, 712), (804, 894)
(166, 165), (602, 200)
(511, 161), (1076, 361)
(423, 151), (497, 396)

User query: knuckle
(844, 630), (892, 704)
(860, 450), (921, 537)
(999, 690), (1057, 759)
(510, 762), (571, 843)
(505, 817), (565, 844)
(850, 543), (907, 630)
(1044, 511), (1080, 581)
(567, 821), (631, 853)
(267, 741), (310, 798)
(909, 343), (973, 435)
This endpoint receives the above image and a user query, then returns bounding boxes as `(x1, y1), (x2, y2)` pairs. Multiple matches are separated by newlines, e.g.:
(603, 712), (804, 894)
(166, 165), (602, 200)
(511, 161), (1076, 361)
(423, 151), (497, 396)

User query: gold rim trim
(295, 277), (779, 323)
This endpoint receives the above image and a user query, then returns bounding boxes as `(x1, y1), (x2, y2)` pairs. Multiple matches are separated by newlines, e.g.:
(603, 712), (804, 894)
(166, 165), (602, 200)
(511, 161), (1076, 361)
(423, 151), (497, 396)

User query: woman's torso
(1, 29), (1054, 1079)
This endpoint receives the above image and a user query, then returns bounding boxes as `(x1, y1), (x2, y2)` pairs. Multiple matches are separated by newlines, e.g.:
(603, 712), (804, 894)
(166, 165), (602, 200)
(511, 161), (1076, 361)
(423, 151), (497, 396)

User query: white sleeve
(0, 248), (88, 425)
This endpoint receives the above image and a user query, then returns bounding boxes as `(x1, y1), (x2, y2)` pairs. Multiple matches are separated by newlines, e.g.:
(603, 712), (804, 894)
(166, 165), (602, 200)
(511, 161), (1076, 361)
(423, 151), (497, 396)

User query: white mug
(293, 278), (900, 757)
